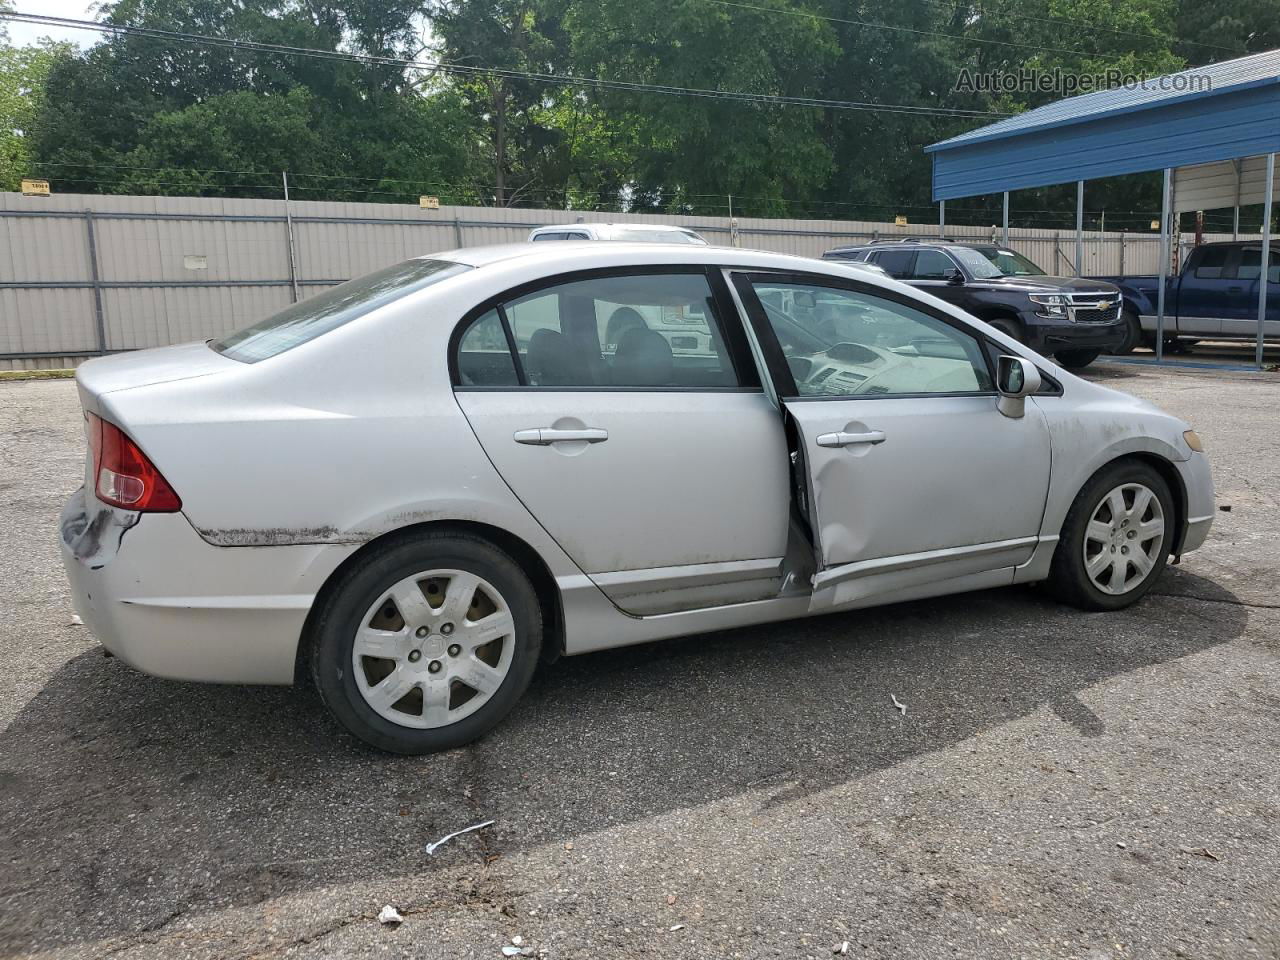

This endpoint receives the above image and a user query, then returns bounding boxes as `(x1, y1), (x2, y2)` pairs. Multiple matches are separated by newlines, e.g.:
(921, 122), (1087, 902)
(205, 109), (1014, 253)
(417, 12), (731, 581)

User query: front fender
(1034, 399), (1190, 545)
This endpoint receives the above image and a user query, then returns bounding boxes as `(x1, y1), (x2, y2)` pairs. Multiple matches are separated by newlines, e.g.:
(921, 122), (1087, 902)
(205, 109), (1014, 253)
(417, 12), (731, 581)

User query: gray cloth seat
(611, 327), (673, 386)
(526, 328), (587, 385)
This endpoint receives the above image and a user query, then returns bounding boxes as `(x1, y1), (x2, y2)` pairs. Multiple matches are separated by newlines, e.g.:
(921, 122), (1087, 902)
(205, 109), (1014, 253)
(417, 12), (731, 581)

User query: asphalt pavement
(1, 362), (1277, 960)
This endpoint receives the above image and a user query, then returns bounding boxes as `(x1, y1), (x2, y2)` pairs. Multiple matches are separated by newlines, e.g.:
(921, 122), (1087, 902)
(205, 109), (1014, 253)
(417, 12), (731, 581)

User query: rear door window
(453, 271), (752, 389)
(869, 250), (915, 279)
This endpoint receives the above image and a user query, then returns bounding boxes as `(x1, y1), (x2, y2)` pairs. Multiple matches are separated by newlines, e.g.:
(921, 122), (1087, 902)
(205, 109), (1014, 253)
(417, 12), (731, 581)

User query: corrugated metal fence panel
(0, 213), (91, 284)
(0, 287), (98, 355)
(0, 190), (1254, 366)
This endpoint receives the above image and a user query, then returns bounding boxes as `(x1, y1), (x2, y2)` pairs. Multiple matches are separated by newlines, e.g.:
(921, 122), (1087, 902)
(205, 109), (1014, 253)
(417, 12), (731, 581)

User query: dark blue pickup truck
(1098, 240), (1280, 353)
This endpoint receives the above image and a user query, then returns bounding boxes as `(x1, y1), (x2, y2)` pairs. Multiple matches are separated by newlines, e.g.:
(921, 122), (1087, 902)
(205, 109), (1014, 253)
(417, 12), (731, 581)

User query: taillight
(88, 413), (182, 512)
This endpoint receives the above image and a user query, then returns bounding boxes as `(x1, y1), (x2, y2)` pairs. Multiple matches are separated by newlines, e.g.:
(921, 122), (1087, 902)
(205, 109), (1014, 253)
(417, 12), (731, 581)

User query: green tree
(1, 42), (71, 191)
(561, 0), (838, 215)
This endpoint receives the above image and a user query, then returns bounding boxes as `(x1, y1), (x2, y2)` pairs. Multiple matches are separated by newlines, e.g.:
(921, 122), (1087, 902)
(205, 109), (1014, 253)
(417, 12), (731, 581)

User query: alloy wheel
(351, 569), (515, 728)
(1082, 482), (1165, 595)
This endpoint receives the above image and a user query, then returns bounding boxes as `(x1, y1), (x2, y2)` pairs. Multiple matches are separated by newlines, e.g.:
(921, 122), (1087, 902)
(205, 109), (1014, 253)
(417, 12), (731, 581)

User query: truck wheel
(1113, 308), (1142, 355)
(1055, 349), (1100, 369)
(986, 316), (1023, 343)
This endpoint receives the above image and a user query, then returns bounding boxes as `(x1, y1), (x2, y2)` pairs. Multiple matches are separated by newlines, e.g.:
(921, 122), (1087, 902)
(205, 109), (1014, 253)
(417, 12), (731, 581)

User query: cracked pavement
(1, 361), (1278, 959)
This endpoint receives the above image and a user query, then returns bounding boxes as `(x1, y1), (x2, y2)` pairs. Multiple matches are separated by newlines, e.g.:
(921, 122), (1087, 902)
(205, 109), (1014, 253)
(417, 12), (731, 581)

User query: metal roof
(926, 49), (1280, 200)
(929, 49), (1280, 151)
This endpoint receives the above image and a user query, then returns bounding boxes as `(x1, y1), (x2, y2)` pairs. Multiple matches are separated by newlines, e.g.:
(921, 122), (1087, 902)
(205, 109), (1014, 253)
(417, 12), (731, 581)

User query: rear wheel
(1046, 460), (1172, 611)
(311, 532), (542, 754)
(1054, 348), (1101, 369)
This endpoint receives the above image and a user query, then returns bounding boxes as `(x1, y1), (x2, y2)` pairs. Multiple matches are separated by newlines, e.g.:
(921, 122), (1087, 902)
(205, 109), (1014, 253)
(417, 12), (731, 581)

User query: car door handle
(816, 430), (886, 448)
(513, 427), (609, 445)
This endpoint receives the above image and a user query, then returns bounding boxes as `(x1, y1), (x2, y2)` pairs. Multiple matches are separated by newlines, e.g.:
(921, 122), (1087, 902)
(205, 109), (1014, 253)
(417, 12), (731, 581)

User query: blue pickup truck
(1098, 240), (1279, 353)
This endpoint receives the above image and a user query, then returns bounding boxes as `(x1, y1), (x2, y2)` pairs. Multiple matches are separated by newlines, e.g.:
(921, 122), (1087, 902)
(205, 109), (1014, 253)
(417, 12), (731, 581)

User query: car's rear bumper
(60, 487), (345, 684)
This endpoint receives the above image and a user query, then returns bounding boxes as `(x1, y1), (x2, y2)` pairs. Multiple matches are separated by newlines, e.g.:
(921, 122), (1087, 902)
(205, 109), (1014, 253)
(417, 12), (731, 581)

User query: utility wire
(1, 12), (1009, 118)
(693, 0), (1102, 59)
(697, 0), (1234, 56)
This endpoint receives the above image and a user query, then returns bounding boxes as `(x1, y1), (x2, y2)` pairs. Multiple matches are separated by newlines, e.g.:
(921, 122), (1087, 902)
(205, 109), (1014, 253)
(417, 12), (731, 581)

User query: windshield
(612, 228), (707, 245)
(976, 246), (1047, 276)
(213, 259), (469, 362)
(948, 246), (1004, 279)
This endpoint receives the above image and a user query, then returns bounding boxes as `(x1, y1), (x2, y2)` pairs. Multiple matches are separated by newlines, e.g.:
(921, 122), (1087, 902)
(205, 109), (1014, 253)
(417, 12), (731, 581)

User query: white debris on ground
(890, 693), (907, 716)
(377, 905), (403, 926)
(424, 819), (495, 855)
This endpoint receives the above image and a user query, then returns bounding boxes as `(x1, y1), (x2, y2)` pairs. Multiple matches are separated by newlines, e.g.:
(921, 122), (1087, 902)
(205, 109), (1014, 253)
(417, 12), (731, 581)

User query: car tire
(1046, 460), (1173, 612)
(1054, 348), (1101, 369)
(986, 316), (1024, 342)
(1113, 307), (1142, 355)
(311, 531), (543, 754)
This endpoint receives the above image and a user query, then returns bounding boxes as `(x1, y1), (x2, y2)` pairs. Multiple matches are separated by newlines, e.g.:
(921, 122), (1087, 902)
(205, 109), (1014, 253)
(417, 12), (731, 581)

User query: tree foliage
(3, 0), (1272, 223)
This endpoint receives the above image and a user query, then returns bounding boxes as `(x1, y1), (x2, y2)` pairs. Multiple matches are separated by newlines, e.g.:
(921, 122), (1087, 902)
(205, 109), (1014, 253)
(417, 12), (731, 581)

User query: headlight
(1183, 429), (1204, 453)
(1029, 294), (1067, 316)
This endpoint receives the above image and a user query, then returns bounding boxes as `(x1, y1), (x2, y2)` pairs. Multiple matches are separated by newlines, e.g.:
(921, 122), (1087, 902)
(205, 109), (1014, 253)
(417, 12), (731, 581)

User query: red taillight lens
(88, 413), (181, 512)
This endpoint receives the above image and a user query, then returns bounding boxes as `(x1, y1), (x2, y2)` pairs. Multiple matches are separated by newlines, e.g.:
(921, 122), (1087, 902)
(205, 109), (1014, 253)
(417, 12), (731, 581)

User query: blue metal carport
(926, 50), (1280, 366)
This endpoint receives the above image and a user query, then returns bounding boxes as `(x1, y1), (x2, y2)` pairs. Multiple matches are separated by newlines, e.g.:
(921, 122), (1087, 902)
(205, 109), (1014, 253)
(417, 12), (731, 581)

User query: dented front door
(783, 395), (1051, 608)
(728, 270), (1053, 611)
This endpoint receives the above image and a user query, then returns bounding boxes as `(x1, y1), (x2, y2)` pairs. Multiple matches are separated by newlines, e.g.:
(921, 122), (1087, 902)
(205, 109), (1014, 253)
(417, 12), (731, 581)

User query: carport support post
(1156, 167), (1172, 364)
(938, 200), (945, 238)
(1075, 180), (1084, 277)
(1002, 192), (1009, 247)
(1256, 152), (1275, 370)
(1233, 159), (1242, 240)
(282, 171), (300, 304)
(83, 209), (107, 357)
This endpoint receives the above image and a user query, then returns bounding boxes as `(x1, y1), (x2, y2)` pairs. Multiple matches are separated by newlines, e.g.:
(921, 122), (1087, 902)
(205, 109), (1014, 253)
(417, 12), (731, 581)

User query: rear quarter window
(213, 258), (470, 362)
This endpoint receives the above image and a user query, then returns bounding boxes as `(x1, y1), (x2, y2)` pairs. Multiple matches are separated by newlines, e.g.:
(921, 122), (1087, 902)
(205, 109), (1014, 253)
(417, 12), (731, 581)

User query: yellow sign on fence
(21, 179), (50, 196)
(419, 196), (440, 210)
(894, 215), (908, 226)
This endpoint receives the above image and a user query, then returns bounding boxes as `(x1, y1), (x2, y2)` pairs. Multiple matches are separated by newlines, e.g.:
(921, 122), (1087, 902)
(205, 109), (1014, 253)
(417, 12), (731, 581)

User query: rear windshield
(213, 258), (470, 362)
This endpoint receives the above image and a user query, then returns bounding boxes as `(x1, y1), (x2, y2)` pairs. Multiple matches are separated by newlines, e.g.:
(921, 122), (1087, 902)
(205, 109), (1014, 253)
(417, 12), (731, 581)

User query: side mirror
(996, 355), (1041, 419)
(945, 269), (965, 286)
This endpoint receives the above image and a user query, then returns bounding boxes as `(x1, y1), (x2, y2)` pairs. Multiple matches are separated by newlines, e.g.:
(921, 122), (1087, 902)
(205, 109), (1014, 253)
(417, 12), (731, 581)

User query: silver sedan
(60, 243), (1214, 753)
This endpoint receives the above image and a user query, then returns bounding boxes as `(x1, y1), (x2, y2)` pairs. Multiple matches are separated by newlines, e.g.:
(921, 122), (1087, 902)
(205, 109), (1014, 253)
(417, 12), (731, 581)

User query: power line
(1, 12), (1009, 118)
(934, 0), (1234, 54)
(695, 0), (1233, 57)
(694, 0), (1100, 59)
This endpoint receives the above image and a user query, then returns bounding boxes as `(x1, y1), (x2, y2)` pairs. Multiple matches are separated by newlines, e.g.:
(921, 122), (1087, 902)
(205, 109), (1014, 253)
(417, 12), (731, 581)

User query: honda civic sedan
(60, 243), (1214, 753)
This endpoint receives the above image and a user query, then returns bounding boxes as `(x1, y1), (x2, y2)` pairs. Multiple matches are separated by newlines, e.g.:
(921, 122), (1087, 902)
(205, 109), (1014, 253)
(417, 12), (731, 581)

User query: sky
(5, 0), (99, 48)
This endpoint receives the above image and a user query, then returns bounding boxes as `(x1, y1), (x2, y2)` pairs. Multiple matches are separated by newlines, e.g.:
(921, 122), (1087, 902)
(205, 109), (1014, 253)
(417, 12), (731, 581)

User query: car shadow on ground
(0, 567), (1248, 953)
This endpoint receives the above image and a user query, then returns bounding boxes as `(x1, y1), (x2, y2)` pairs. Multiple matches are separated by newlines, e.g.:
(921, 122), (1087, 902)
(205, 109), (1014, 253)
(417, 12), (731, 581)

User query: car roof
(429, 242), (855, 273)
(830, 239), (993, 252)
(531, 222), (698, 233)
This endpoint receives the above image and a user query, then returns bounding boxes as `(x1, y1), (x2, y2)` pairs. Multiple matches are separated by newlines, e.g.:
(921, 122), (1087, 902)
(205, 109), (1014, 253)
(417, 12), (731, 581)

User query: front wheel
(1113, 308), (1142, 355)
(1055, 348), (1101, 369)
(1046, 460), (1173, 611)
(986, 316), (1024, 342)
(311, 532), (542, 754)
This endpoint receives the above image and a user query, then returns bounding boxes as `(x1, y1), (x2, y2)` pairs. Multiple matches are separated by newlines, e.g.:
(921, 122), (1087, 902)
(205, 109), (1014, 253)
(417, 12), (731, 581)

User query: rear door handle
(816, 430), (886, 448)
(514, 427), (609, 445)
